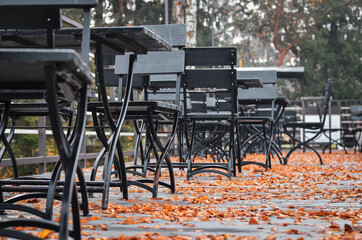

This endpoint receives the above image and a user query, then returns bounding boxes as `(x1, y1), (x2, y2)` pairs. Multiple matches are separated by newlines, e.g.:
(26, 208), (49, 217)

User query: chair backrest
(0, 7), (61, 30)
(96, 24), (186, 103)
(281, 110), (297, 124)
(182, 47), (237, 116)
(350, 105), (362, 122)
(115, 51), (185, 76)
(114, 51), (185, 104)
(321, 79), (333, 122)
(238, 85), (277, 102)
(237, 70), (277, 84)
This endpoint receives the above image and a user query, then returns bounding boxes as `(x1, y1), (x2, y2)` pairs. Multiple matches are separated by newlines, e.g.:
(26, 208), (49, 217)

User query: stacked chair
(320, 104), (362, 154)
(237, 70), (288, 171)
(283, 79), (333, 164)
(87, 24), (185, 209)
(182, 47), (238, 179)
(0, 1), (96, 239)
(350, 105), (362, 152)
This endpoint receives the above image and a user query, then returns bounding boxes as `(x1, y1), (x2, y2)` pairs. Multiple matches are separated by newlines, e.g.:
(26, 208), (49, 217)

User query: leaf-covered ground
(3, 151), (362, 239)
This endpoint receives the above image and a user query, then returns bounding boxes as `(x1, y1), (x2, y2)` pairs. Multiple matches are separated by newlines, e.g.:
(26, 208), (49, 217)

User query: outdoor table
(236, 68), (300, 170)
(0, 26), (170, 54)
(63, 27), (173, 208)
(0, 25), (173, 210)
(236, 66), (304, 78)
(0, 1), (96, 239)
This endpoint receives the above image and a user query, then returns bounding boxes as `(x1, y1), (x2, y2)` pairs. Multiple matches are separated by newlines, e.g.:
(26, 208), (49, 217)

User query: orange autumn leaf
(81, 231), (90, 236)
(13, 226), (26, 232)
(86, 216), (101, 221)
(171, 236), (192, 240)
(100, 224), (108, 231)
(172, 195), (179, 201)
(38, 229), (52, 239)
(352, 218), (358, 225)
(285, 228), (299, 234)
(118, 219), (137, 225)
(265, 234), (277, 240)
(329, 222), (340, 229)
(249, 217), (259, 225)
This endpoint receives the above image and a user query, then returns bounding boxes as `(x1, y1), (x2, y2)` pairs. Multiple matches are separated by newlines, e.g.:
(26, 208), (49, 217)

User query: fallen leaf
(265, 234), (277, 240)
(249, 217), (259, 225)
(38, 229), (52, 239)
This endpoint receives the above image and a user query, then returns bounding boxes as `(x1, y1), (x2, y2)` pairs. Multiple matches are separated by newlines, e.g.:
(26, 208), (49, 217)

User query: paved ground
(1, 151), (361, 239)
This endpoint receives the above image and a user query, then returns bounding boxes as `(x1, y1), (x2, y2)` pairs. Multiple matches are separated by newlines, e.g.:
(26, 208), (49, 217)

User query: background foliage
(81, 0), (361, 99)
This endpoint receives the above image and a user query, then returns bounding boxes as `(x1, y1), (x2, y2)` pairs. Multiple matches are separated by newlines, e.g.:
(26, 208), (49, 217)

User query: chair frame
(0, 1), (96, 239)
(283, 79), (333, 165)
(182, 47), (238, 179)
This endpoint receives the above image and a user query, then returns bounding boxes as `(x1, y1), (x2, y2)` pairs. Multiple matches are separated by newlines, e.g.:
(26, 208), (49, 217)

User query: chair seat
(1, 101), (75, 118)
(238, 116), (274, 124)
(0, 49), (92, 100)
(88, 100), (181, 116)
(194, 120), (230, 127)
(352, 127), (362, 133)
(187, 113), (233, 121)
(284, 121), (323, 129)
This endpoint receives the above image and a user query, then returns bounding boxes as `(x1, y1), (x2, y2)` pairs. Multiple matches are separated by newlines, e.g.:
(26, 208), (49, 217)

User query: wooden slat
(115, 51), (185, 75)
(184, 47), (237, 66)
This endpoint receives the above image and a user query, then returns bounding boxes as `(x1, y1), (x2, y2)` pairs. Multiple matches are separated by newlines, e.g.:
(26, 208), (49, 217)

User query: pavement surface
(1, 151), (361, 239)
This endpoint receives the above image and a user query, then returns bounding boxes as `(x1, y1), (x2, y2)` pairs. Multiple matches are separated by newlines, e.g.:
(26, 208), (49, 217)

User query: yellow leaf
(39, 229), (51, 239)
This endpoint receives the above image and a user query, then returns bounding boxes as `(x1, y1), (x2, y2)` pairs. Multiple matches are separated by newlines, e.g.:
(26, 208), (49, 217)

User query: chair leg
(286, 142), (323, 165)
(147, 110), (178, 197)
(187, 121), (196, 180)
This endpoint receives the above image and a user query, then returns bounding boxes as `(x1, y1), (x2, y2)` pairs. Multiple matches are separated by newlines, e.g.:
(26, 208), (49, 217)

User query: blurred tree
(194, 1), (234, 47)
(298, 1), (361, 99)
(0, 116), (38, 178)
(109, 0), (165, 26)
(231, 0), (361, 99)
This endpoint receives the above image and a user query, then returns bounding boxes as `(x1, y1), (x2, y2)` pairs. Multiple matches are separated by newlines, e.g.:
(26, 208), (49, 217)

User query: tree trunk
(94, 0), (104, 27)
(173, 0), (185, 24)
(185, 0), (197, 47)
(277, 47), (290, 66)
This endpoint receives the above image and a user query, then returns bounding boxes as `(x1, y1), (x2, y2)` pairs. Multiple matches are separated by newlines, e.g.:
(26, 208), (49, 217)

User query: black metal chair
(0, 1), (96, 239)
(134, 78), (189, 168)
(278, 109), (297, 148)
(237, 97), (288, 170)
(182, 47), (238, 179)
(87, 49), (184, 208)
(350, 105), (362, 152)
(187, 92), (231, 164)
(283, 79), (333, 165)
(237, 70), (288, 171)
